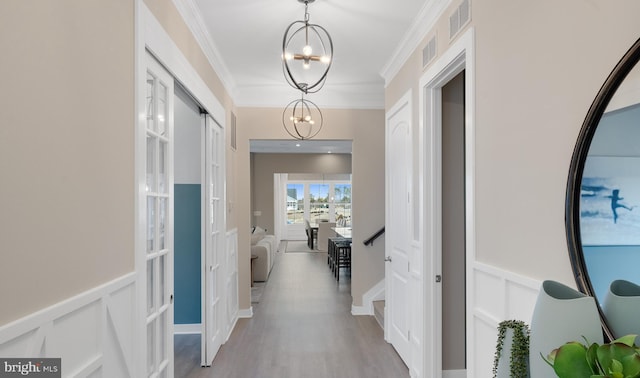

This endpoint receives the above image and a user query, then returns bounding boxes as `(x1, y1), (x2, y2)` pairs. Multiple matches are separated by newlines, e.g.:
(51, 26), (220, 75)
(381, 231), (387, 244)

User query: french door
(144, 52), (174, 378)
(201, 114), (224, 366)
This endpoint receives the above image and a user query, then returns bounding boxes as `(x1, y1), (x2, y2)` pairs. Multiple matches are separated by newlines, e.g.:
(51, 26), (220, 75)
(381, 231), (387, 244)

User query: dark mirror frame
(566, 37), (640, 342)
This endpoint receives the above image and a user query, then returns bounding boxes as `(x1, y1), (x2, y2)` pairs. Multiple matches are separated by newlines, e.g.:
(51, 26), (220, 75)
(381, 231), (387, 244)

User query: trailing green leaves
(493, 320), (530, 377)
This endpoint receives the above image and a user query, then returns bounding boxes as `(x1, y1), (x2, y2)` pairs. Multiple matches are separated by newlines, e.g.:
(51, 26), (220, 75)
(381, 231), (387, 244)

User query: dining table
(333, 227), (352, 239)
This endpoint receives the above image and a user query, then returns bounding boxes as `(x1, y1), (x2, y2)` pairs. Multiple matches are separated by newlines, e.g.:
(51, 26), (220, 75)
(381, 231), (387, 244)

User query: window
(333, 184), (351, 224)
(287, 183), (304, 224)
(309, 184), (330, 223)
(285, 181), (351, 225)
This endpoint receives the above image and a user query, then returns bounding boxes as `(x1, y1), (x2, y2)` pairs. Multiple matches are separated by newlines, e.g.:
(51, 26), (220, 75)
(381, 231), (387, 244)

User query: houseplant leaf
(552, 341), (594, 378)
(597, 343), (640, 378)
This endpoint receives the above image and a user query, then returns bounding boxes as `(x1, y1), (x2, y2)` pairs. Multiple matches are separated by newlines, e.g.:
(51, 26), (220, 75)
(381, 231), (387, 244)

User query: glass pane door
(145, 52), (174, 378)
(202, 114), (224, 366)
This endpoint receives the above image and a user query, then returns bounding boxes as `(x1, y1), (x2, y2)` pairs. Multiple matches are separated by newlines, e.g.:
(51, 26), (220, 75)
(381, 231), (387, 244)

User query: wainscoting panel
(225, 229), (239, 340)
(471, 262), (541, 378)
(0, 273), (137, 378)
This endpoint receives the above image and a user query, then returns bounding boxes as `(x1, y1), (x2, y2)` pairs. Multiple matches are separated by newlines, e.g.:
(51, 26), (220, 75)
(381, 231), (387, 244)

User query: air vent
(422, 36), (437, 68)
(231, 112), (237, 150)
(450, 0), (471, 40)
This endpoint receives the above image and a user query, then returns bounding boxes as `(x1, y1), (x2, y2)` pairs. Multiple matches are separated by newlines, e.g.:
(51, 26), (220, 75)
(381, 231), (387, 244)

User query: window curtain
(273, 173), (288, 246)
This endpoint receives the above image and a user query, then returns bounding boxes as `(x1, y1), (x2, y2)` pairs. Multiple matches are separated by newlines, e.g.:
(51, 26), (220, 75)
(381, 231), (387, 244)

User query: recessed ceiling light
(296, 143), (301, 147)
(327, 150), (332, 154)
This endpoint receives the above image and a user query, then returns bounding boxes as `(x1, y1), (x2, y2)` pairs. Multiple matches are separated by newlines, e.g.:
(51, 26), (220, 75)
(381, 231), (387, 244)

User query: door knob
(384, 256), (392, 262)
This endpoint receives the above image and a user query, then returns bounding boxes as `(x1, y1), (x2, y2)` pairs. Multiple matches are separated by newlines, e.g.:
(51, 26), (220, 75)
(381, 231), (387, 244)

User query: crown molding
(234, 83), (385, 110)
(379, 0), (452, 86)
(172, 0), (236, 97)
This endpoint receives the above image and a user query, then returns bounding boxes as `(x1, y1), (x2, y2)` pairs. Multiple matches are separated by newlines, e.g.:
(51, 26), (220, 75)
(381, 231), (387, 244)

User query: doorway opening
(172, 81), (227, 368)
(419, 28), (475, 378)
(441, 70), (466, 373)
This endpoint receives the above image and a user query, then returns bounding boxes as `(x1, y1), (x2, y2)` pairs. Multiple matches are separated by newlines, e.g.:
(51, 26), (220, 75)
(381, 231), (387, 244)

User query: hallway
(175, 249), (408, 378)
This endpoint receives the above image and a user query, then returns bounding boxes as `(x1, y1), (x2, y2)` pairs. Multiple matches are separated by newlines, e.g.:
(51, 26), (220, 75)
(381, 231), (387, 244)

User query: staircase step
(372, 300), (385, 330)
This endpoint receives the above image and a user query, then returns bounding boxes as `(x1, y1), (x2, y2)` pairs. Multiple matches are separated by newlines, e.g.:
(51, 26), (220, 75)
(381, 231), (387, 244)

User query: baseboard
(443, 369), (466, 378)
(351, 305), (370, 316)
(225, 315), (238, 343)
(237, 307), (253, 318)
(174, 323), (201, 334)
(352, 279), (385, 316)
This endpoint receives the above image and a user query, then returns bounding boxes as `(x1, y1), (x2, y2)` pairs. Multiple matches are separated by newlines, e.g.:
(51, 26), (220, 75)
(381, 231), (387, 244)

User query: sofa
(250, 227), (277, 282)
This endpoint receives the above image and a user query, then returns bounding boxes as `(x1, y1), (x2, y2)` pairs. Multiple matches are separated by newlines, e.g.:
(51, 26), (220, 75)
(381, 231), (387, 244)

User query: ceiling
(250, 139), (352, 154)
(186, 0), (431, 109)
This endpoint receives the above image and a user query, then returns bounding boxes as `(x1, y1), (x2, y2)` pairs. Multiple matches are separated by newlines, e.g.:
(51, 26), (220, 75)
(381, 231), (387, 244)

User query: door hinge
(407, 261), (410, 272)
(435, 275), (442, 283)
(408, 330), (411, 340)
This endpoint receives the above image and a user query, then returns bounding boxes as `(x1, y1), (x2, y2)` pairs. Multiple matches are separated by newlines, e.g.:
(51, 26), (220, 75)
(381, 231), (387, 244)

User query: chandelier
(282, 0), (333, 94)
(282, 94), (323, 140)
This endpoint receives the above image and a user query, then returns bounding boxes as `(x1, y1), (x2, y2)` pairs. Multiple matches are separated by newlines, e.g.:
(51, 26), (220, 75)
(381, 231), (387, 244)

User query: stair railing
(363, 227), (385, 246)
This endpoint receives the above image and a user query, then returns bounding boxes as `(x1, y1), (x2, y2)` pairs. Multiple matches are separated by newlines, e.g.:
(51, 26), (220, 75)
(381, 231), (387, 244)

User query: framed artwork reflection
(581, 156), (640, 245)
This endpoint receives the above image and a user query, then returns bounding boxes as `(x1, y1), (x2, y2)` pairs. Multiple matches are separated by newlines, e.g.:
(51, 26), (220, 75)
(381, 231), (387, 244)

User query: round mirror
(567, 38), (640, 341)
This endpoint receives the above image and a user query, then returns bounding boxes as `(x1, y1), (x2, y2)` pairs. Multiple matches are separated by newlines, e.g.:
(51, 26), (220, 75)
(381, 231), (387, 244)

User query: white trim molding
(142, 2), (226, 126)
(351, 279), (385, 316)
(174, 324), (201, 334)
(0, 273), (137, 378)
(443, 369), (467, 378)
(234, 83), (385, 110)
(224, 229), (240, 341)
(418, 28), (475, 378)
(471, 262), (541, 378)
(237, 308), (254, 319)
(380, 0), (452, 86)
(171, 0), (236, 99)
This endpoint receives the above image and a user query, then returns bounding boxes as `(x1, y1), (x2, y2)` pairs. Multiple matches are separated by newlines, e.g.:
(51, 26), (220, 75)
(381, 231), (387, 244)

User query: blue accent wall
(174, 184), (201, 324)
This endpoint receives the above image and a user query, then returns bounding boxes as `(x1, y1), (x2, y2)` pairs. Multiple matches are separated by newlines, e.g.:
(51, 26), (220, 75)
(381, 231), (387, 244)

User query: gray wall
(441, 72), (466, 370)
(250, 153), (352, 233)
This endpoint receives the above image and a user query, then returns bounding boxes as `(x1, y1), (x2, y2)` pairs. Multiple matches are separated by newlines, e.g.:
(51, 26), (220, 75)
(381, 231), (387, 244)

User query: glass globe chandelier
(282, 93), (323, 140)
(282, 0), (333, 94)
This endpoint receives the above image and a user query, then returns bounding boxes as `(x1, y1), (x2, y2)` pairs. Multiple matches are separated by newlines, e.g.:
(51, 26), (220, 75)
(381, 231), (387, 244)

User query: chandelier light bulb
(320, 55), (331, 64)
(302, 45), (312, 57)
(283, 52), (293, 61)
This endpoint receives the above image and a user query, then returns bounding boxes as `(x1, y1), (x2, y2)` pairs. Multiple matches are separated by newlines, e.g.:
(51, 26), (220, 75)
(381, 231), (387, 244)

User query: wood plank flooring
(174, 250), (409, 378)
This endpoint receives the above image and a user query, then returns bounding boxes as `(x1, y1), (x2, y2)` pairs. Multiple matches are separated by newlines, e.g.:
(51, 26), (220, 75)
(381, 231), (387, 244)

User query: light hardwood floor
(174, 249), (409, 378)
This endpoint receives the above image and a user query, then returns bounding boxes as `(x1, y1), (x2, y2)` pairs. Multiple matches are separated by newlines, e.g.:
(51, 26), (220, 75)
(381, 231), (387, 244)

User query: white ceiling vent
(422, 35), (437, 69)
(450, 0), (471, 40)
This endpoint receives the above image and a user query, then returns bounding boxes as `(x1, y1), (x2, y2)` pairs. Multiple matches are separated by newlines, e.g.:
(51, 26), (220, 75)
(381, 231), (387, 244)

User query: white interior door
(145, 52), (174, 378)
(201, 114), (224, 366)
(385, 95), (412, 365)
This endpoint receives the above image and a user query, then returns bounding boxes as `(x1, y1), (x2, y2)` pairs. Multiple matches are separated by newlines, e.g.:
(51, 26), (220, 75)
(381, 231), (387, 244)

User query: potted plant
(544, 334), (640, 378)
(493, 320), (530, 377)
